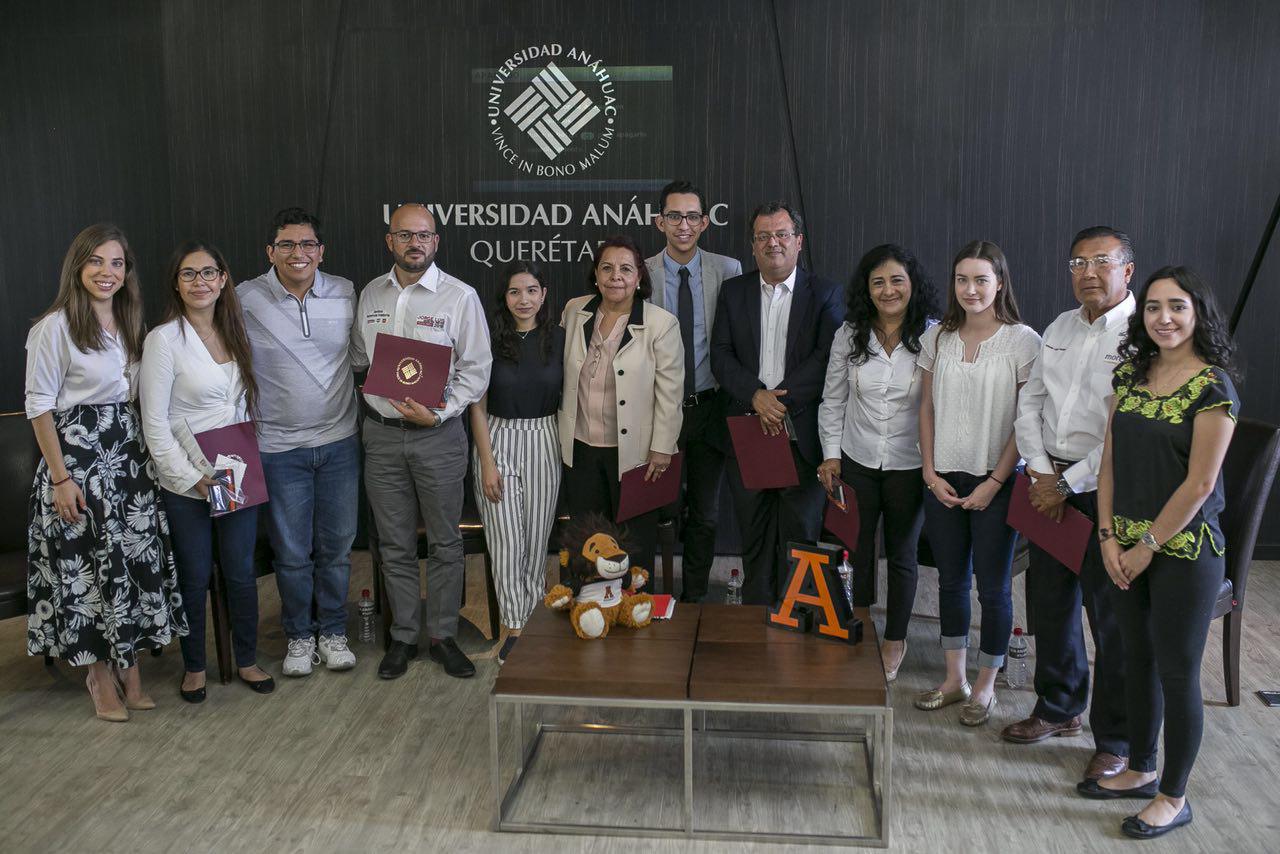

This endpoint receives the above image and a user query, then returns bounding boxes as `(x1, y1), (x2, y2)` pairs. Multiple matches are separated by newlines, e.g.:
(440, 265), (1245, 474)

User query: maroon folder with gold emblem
(363, 332), (451, 408)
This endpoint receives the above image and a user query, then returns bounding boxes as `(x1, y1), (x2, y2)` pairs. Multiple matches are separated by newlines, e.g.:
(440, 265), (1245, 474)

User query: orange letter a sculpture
(767, 541), (862, 644)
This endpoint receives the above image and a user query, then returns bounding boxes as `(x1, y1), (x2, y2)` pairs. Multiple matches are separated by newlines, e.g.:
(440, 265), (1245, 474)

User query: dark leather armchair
(1212, 416), (1280, 706)
(0, 413), (40, 635)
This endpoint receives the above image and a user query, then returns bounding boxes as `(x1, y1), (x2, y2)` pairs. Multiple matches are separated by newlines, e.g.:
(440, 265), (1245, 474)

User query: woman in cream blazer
(558, 235), (684, 570)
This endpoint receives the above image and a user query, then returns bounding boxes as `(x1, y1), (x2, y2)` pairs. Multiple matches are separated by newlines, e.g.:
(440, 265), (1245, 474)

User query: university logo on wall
(488, 44), (617, 177)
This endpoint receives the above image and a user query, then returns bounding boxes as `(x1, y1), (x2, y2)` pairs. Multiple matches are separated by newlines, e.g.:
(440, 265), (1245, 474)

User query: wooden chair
(1212, 416), (1280, 706)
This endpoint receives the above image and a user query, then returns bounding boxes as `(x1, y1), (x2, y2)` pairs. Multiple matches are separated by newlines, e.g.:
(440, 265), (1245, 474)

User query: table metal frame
(489, 691), (892, 847)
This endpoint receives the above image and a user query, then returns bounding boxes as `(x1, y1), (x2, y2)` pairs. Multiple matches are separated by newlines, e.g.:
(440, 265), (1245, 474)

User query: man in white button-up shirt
(352, 204), (492, 680)
(1007, 226), (1136, 783)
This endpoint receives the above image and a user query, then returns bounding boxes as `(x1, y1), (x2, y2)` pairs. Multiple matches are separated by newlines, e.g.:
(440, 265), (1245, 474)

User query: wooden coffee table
(490, 602), (892, 847)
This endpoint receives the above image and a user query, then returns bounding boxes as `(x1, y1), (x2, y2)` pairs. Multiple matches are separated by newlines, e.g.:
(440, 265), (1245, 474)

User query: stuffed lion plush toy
(543, 514), (654, 639)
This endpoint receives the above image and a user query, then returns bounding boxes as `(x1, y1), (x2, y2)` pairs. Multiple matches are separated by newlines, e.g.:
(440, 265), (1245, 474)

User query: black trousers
(1028, 489), (1129, 756)
(840, 456), (924, 642)
(673, 395), (726, 602)
(563, 441), (659, 577)
(726, 443), (826, 606)
(1114, 547), (1223, 798)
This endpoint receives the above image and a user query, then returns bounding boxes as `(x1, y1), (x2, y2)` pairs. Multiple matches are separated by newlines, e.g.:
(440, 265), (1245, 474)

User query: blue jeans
(163, 490), (260, 672)
(260, 434), (360, 639)
(922, 471), (1016, 668)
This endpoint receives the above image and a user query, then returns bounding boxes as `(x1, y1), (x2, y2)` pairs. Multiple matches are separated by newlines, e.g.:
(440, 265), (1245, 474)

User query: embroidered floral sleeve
(1112, 365), (1234, 425)
(1112, 515), (1224, 560)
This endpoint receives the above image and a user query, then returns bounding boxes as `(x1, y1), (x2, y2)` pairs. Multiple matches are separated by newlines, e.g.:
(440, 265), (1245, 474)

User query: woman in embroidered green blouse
(1092, 266), (1238, 841)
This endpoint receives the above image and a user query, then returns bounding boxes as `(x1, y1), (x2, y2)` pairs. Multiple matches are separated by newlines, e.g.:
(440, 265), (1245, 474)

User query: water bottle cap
(361, 589), (371, 598)
(730, 568), (740, 578)
(1013, 627), (1023, 636)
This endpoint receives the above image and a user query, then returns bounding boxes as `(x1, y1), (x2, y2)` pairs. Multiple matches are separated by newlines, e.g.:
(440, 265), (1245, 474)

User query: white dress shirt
(139, 318), (249, 498)
(1014, 293), (1135, 493)
(24, 311), (134, 419)
(919, 323), (1042, 476)
(351, 263), (492, 422)
(819, 321), (935, 470)
(758, 268), (797, 389)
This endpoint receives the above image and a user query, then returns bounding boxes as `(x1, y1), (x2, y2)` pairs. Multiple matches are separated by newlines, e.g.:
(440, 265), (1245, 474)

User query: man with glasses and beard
(352, 203), (492, 680)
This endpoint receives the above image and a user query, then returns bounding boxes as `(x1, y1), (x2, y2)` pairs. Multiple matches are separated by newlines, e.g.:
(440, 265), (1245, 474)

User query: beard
(396, 247), (434, 274)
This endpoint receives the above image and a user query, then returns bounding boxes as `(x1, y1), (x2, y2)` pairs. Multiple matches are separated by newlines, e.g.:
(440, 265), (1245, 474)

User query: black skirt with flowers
(26, 403), (188, 668)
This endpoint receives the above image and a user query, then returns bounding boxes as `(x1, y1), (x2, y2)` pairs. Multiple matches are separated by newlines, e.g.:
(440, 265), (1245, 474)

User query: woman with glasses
(915, 240), (1041, 726)
(139, 241), (273, 702)
(25, 223), (187, 722)
(817, 244), (939, 682)
(558, 234), (684, 578)
(469, 261), (565, 663)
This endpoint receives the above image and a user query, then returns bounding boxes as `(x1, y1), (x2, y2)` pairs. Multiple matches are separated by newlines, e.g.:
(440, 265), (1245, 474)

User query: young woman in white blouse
(915, 240), (1041, 726)
(140, 241), (272, 702)
(25, 224), (188, 722)
(817, 244), (939, 682)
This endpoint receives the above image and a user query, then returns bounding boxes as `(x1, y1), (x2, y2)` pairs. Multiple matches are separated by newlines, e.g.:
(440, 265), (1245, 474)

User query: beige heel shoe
(883, 641), (908, 683)
(914, 682), (971, 711)
(112, 664), (156, 711)
(86, 672), (129, 723)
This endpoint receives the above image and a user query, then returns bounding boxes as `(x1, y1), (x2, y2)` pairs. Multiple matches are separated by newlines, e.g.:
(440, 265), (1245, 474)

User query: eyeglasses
(752, 230), (797, 245)
(662, 211), (705, 225)
(178, 266), (223, 283)
(272, 240), (321, 253)
(1068, 255), (1125, 274)
(390, 230), (437, 244)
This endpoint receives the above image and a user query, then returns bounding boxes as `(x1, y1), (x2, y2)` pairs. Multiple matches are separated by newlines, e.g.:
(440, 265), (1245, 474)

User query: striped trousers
(472, 414), (561, 630)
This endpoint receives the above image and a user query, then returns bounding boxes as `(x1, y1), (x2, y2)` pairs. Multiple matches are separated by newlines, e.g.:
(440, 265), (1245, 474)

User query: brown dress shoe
(1000, 714), (1083, 744)
(1084, 751), (1128, 781)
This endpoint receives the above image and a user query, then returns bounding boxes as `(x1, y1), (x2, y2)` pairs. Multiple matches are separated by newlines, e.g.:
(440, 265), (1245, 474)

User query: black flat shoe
(238, 674), (275, 694)
(497, 635), (519, 665)
(429, 637), (475, 678)
(1076, 778), (1159, 800)
(1122, 801), (1192, 839)
(378, 641), (418, 680)
(179, 685), (206, 704)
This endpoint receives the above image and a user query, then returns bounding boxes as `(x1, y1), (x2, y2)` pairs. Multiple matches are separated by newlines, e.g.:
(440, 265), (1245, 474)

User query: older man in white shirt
(352, 204), (492, 680)
(1007, 226), (1136, 784)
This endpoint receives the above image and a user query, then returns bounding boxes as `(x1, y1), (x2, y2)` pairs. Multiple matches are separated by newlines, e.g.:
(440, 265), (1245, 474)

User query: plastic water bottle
(1005, 627), (1029, 688)
(838, 549), (854, 610)
(358, 589), (375, 643)
(725, 568), (743, 605)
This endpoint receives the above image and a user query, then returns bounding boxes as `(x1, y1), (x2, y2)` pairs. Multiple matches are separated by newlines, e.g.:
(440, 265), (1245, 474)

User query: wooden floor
(1, 553), (1278, 852)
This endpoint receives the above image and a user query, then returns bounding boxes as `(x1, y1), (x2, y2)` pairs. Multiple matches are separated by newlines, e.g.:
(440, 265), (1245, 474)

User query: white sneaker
(317, 634), (356, 671)
(283, 637), (316, 677)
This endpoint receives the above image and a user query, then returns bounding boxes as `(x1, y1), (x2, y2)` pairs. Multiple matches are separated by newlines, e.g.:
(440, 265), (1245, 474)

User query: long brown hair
(939, 240), (1023, 332)
(39, 223), (146, 361)
(161, 241), (259, 416)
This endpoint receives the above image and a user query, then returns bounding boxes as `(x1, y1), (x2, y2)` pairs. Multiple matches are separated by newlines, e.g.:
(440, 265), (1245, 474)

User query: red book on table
(363, 332), (451, 408)
(1006, 472), (1093, 574)
(823, 475), (861, 551)
(193, 420), (268, 510)
(726, 414), (799, 489)
(616, 452), (683, 523)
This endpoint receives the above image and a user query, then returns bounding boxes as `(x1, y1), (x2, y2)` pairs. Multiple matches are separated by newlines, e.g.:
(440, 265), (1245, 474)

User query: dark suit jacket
(710, 267), (845, 467)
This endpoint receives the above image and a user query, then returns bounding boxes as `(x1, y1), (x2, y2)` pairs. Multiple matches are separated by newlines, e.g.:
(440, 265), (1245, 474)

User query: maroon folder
(616, 452), (683, 523)
(822, 476), (861, 551)
(1007, 472), (1093, 574)
(726, 414), (799, 489)
(193, 420), (268, 510)
(363, 332), (451, 408)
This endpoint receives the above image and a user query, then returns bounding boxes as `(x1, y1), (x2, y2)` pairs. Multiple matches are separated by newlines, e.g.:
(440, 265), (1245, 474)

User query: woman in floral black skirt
(25, 223), (188, 721)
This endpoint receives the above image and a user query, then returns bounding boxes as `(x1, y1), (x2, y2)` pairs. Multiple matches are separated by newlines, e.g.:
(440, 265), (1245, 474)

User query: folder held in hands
(616, 452), (683, 522)
(1007, 472), (1093, 574)
(726, 414), (799, 489)
(192, 420), (269, 512)
(823, 476), (861, 551)
(363, 332), (452, 408)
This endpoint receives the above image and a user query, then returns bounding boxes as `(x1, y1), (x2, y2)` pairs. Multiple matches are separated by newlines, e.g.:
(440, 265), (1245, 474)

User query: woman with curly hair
(1088, 267), (1239, 840)
(817, 244), (939, 681)
(25, 224), (188, 721)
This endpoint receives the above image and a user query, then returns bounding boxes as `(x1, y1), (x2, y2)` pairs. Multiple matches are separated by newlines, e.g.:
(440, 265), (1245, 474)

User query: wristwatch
(1139, 531), (1161, 552)
(1055, 476), (1073, 498)
(1098, 527), (1114, 542)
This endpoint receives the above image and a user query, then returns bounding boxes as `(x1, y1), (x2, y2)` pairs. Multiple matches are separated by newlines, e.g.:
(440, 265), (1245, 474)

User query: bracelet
(987, 474), (1005, 485)
(51, 474), (72, 487)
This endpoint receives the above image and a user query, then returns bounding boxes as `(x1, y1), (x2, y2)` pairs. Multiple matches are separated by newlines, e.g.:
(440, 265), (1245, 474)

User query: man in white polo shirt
(352, 203), (492, 680)
(239, 208), (360, 677)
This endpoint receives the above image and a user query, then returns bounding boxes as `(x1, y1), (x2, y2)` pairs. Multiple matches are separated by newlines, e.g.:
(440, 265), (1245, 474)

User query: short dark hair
(1070, 226), (1133, 264)
(269, 207), (324, 245)
(657, 180), (707, 214)
(748, 201), (804, 240)
(586, 235), (652, 301)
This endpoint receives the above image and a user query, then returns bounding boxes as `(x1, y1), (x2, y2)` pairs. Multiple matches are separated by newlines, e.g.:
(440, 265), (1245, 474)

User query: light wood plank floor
(1, 553), (1277, 852)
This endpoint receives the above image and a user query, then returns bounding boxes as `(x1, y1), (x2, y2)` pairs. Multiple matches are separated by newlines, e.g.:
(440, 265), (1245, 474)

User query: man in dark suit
(711, 201), (844, 605)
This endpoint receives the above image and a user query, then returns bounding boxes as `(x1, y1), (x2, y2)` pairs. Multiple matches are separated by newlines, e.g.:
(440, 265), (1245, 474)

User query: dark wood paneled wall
(3, 0), (1279, 548)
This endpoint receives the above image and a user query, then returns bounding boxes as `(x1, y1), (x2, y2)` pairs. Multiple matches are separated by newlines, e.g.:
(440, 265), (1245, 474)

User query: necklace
(1145, 362), (1205, 397)
(516, 328), (535, 340)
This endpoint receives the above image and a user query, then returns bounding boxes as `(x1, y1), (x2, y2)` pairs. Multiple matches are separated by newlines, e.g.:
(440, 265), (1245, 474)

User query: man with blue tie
(645, 181), (742, 602)
(711, 201), (844, 605)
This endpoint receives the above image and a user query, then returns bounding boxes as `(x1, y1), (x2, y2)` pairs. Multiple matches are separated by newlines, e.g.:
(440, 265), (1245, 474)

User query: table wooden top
(518, 598), (701, 642)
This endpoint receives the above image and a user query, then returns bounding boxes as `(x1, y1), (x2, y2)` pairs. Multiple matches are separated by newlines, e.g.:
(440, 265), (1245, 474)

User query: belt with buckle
(682, 388), (717, 408)
(363, 407), (426, 430)
(1048, 455), (1080, 475)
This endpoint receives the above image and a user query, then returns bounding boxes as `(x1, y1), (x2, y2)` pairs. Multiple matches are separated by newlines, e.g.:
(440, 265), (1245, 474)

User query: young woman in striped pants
(469, 261), (565, 663)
